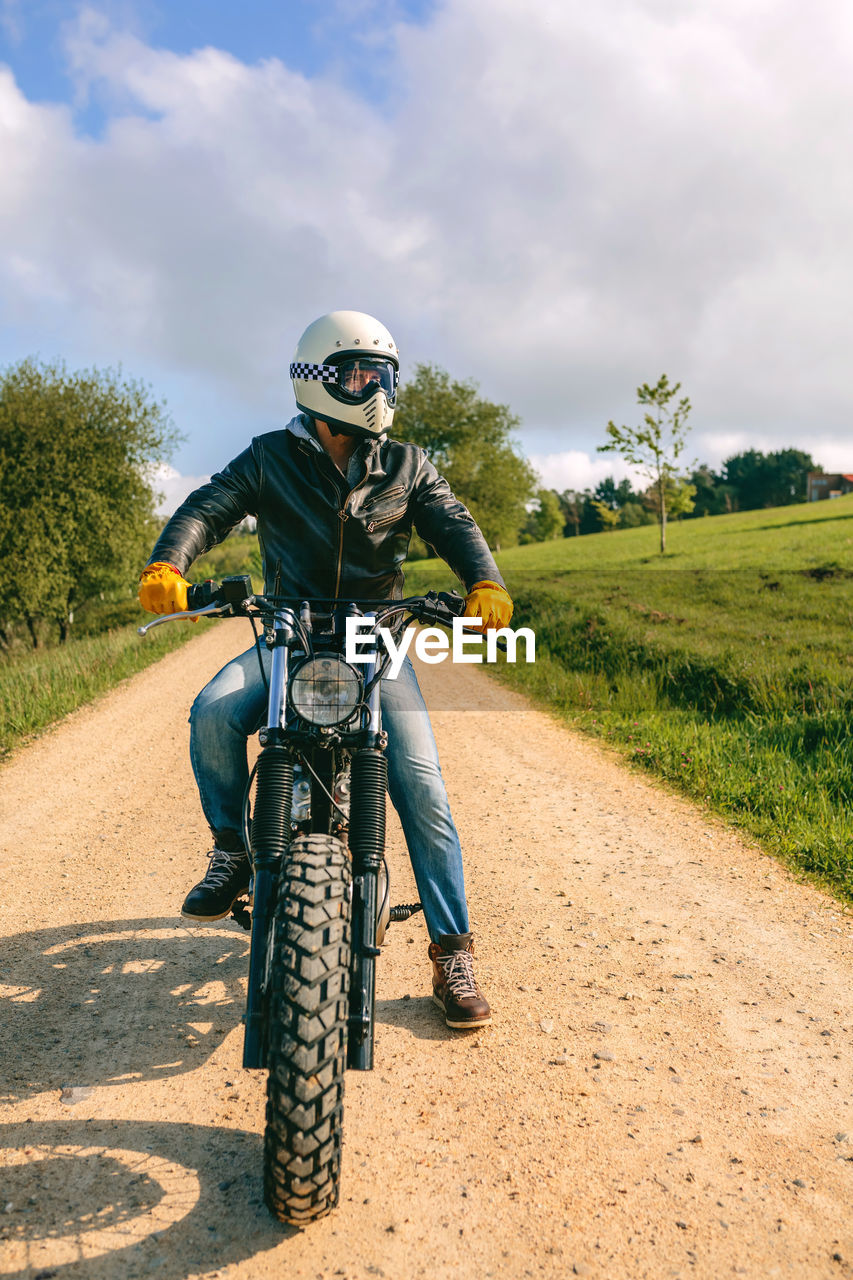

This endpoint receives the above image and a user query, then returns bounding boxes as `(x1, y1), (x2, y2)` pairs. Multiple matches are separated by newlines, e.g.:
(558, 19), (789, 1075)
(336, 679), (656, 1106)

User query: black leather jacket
(148, 417), (504, 600)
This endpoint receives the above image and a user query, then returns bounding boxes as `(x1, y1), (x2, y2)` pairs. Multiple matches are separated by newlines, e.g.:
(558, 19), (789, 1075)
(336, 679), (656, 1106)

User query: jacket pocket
(365, 505), (408, 533)
(361, 483), (407, 511)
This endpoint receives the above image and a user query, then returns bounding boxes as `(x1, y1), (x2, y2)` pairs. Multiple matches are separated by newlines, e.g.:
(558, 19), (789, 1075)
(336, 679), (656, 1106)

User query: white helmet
(290, 310), (400, 439)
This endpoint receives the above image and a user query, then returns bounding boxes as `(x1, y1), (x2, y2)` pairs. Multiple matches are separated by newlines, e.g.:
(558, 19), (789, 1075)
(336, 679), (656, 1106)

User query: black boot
(181, 848), (251, 921)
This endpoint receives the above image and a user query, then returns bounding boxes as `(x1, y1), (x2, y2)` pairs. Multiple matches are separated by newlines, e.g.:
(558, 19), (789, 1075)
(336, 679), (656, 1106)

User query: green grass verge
(494, 572), (852, 897)
(0, 538), (263, 765)
(404, 499), (853, 902)
(0, 613), (206, 762)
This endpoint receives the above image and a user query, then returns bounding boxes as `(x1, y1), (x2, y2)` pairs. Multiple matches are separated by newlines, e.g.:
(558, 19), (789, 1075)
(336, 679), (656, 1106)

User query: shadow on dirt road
(0, 918), (249, 1101)
(0, 1118), (290, 1278)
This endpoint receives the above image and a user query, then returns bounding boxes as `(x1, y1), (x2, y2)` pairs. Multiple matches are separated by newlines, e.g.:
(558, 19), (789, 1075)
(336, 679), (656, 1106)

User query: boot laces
(202, 847), (248, 889)
(437, 949), (479, 1000)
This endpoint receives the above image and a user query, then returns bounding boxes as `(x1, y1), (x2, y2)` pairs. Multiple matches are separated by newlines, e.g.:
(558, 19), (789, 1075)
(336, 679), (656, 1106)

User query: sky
(2, 0), (852, 511)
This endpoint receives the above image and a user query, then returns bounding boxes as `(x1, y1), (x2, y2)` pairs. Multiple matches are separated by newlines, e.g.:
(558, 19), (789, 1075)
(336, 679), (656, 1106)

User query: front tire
(263, 833), (351, 1224)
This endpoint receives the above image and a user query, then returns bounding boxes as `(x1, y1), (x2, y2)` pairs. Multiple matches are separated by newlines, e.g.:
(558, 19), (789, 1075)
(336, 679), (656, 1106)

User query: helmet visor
(335, 357), (397, 404)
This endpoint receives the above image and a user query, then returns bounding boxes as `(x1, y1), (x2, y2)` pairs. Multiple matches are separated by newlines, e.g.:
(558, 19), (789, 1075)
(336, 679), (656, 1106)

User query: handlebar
(138, 576), (468, 637)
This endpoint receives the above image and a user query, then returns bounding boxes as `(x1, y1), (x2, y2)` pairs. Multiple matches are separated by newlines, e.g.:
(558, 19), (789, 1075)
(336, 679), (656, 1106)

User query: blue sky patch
(0, 0), (438, 136)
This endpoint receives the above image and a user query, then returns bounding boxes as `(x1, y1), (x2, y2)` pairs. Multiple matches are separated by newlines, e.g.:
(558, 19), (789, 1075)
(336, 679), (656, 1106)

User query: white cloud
(1, 1), (853, 475)
(530, 450), (647, 494)
(149, 463), (210, 516)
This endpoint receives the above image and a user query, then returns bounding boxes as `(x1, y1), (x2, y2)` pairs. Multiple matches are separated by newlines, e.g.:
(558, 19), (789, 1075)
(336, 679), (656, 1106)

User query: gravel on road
(1, 620), (852, 1280)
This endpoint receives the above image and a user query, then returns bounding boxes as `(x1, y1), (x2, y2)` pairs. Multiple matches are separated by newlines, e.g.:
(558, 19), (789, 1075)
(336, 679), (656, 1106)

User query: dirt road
(1, 621), (852, 1280)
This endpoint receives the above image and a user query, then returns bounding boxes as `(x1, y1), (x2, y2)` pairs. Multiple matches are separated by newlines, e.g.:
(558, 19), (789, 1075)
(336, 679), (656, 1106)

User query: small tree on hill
(598, 375), (693, 554)
(0, 358), (178, 645)
(641, 475), (697, 523)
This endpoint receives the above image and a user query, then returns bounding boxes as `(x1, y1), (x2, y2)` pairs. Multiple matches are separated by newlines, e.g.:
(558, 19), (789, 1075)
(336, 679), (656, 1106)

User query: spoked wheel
(264, 833), (351, 1224)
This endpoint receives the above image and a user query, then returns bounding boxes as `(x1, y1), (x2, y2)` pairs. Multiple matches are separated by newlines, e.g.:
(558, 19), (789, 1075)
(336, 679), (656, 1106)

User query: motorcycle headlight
(290, 656), (361, 726)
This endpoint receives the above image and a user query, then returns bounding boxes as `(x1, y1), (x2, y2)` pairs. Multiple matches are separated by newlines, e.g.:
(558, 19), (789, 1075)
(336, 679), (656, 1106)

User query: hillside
(407, 494), (853, 900)
(495, 492), (853, 572)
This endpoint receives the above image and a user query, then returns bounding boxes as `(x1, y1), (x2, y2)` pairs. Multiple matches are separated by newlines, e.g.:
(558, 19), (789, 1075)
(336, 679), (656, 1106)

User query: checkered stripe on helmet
(290, 361), (338, 383)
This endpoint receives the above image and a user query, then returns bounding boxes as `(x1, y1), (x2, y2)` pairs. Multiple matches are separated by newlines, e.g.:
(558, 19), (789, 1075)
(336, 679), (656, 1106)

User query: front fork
(244, 621), (293, 1070)
(347, 640), (386, 1072)
(242, 742), (293, 1069)
(347, 748), (387, 1071)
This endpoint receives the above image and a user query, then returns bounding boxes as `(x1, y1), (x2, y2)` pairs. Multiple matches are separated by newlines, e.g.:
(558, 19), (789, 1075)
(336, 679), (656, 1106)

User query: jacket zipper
(310, 456), (347, 601)
(366, 504), (408, 533)
(333, 462), (372, 599)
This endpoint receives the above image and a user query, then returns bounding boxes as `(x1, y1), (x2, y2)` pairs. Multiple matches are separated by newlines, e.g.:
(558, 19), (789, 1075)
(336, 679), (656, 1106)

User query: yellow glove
(462, 580), (513, 630)
(138, 561), (192, 615)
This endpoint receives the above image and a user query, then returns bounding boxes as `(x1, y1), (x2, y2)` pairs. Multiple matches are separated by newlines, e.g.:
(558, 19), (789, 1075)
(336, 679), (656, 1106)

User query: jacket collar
(285, 412), (323, 453)
(285, 412), (386, 479)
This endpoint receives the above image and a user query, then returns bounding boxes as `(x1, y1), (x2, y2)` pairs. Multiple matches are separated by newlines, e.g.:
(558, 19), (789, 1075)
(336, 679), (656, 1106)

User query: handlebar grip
(187, 580), (218, 610)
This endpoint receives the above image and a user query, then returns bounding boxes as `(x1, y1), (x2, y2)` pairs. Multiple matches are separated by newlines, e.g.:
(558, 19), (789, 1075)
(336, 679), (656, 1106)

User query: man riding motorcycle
(138, 310), (513, 1029)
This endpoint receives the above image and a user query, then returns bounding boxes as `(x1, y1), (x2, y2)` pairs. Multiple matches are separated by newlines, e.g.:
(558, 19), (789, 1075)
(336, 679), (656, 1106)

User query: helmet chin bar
(360, 387), (389, 434)
(298, 383), (391, 442)
(301, 406), (390, 442)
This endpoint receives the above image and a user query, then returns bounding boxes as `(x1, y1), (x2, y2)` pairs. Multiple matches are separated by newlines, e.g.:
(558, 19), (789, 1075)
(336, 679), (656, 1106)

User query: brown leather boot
(428, 932), (492, 1029)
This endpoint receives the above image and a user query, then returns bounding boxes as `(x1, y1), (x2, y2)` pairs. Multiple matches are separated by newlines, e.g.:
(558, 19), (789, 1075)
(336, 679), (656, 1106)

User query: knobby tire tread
(263, 832), (351, 1224)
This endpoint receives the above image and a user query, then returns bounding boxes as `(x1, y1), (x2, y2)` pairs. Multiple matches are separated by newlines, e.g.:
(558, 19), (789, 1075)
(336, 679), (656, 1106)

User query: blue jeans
(189, 648), (470, 941)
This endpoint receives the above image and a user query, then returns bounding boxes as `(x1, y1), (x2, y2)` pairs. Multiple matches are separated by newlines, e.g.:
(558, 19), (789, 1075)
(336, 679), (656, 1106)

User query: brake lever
(137, 602), (233, 636)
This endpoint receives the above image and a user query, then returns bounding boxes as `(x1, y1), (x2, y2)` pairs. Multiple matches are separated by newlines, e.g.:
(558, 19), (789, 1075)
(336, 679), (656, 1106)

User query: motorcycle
(139, 578), (466, 1224)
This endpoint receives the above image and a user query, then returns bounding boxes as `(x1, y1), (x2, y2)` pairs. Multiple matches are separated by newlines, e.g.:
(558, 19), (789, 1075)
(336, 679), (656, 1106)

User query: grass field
(406, 495), (853, 900)
(501, 491), (853, 571)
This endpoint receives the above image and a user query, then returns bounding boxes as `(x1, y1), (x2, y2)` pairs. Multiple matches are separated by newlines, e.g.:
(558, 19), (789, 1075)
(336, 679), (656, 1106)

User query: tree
(393, 363), (537, 551)
(640, 474), (696, 521)
(766, 449), (817, 505)
(599, 375), (693, 554)
(556, 488), (607, 536)
(521, 488), (565, 542)
(590, 499), (621, 531)
(618, 501), (654, 528)
(688, 464), (736, 517)
(669, 478), (697, 519)
(594, 476), (637, 510)
(0, 358), (178, 645)
(721, 448), (819, 509)
(556, 490), (584, 536)
(590, 476), (655, 529)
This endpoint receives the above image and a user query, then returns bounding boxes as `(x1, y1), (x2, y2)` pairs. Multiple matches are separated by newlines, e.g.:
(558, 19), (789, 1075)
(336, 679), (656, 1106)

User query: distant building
(807, 472), (853, 501)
